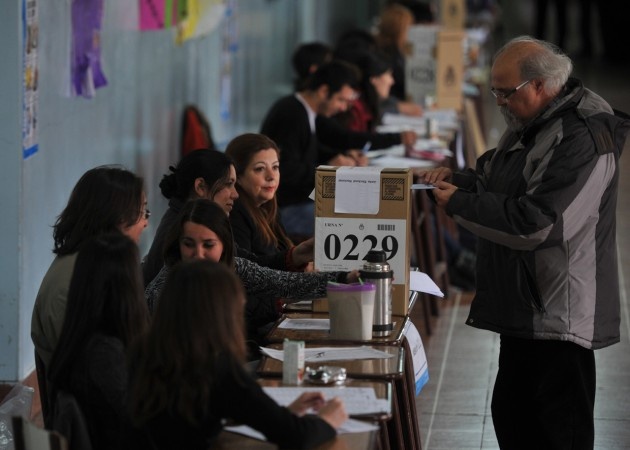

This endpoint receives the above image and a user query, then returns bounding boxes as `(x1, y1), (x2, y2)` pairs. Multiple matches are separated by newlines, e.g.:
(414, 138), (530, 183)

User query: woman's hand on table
(318, 397), (348, 429)
(291, 238), (314, 267)
(346, 270), (361, 283)
(288, 391), (326, 416)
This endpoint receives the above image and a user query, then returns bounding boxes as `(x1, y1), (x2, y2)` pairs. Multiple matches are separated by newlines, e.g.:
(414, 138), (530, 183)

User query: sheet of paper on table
(278, 318), (330, 330)
(263, 386), (391, 415)
(259, 346), (394, 362)
(369, 154), (436, 168)
(225, 417), (379, 441)
(410, 270), (444, 297)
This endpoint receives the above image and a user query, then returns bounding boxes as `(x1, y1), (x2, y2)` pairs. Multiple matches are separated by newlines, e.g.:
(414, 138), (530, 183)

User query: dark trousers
(491, 335), (595, 450)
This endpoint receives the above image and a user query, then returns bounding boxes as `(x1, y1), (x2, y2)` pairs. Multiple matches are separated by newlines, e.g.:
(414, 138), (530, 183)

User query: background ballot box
(436, 30), (465, 111)
(440, 0), (466, 30)
(313, 166), (412, 316)
(406, 25), (465, 111)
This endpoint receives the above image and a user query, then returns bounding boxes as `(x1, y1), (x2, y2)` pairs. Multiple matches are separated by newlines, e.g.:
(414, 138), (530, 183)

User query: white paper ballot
(409, 270), (444, 297)
(411, 183), (436, 190)
(334, 167), (382, 214)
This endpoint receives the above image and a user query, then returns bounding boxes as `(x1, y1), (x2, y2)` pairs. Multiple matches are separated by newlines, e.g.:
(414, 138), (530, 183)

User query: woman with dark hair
(142, 149), (237, 285)
(145, 199), (355, 323)
(229, 134), (307, 346)
(143, 149), (313, 286)
(49, 233), (150, 450)
(131, 260), (347, 450)
(334, 50), (395, 133)
(32, 165), (149, 368)
(226, 133), (293, 257)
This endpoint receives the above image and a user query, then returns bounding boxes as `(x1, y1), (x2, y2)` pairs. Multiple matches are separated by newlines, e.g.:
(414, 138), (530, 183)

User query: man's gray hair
(495, 36), (573, 95)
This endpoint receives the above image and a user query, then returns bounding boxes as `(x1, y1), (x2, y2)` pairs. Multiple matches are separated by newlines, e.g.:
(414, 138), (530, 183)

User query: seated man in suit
(261, 60), (415, 237)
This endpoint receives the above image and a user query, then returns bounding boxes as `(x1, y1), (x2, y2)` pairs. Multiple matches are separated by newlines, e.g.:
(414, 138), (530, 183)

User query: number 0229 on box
(314, 166), (412, 316)
(314, 217), (407, 280)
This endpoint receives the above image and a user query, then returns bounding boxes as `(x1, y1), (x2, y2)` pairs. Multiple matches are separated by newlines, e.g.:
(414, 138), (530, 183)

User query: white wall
(0, 0), (381, 381)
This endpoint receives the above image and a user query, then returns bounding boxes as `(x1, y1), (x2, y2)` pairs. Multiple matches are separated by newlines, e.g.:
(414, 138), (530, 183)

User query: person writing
(261, 60), (416, 238)
(130, 260), (347, 449)
(420, 36), (628, 449)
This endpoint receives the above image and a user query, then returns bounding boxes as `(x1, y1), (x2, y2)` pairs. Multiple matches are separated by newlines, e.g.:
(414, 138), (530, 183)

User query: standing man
(421, 36), (629, 449)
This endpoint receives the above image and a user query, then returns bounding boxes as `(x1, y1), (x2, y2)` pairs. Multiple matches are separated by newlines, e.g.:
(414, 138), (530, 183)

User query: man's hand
(400, 130), (417, 147)
(327, 154), (357, 166)
(346, 149), (369, 166)
(397, 100), (423, 117)
(432, 180), (458, 207)
(417, 167), (453, 184)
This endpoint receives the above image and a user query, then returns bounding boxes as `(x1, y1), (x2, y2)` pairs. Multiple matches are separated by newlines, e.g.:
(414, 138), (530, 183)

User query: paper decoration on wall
(23, 0), (39, 158)
(140, 0), (189, 30)
(177, 0), (226, 44)
(71, 0), (108, 98)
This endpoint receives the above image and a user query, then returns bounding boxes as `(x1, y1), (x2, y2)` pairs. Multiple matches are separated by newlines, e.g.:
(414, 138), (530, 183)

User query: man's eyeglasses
(490, 79), (532, 101)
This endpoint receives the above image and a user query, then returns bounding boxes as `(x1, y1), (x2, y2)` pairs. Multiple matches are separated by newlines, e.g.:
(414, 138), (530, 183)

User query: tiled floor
(412, 35), (630, 450)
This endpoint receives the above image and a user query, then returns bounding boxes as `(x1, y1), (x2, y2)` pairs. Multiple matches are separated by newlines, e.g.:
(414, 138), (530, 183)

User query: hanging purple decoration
(71, 0), (108, 98)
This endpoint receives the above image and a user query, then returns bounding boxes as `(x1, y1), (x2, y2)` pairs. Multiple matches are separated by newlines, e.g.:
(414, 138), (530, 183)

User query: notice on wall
(23, 0), (39, 159)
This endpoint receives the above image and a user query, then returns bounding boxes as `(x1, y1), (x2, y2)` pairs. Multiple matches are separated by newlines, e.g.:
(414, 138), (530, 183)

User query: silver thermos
(360, 249), (394, 337)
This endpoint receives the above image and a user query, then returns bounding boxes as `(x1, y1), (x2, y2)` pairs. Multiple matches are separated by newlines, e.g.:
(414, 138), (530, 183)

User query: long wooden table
(261, 313), (422, 450)
(211, 378), (391, 450)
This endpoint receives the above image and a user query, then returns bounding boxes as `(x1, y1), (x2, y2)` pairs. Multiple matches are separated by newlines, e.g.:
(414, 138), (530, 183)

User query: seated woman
(335, 50), (396, 134)
(130, 260), (347, 449)
(226, 134), (304, 345)
(334, 29), (423, 118)
(226, 133), (294, 258)
(142, 149), (312, 286)
(48, 233), (150, 450)
(145, 199), (355, 320)
(32, 165), (149, 369)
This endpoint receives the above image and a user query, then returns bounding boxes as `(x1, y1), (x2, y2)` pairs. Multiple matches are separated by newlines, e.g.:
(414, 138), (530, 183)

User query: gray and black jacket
(447, 78), (629, 349)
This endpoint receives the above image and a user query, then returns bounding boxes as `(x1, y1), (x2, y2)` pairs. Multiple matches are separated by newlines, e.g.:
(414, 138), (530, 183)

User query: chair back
(11, 416), (68, 450)
(51, 391), (93, 450)
(34, 350), (52, 428)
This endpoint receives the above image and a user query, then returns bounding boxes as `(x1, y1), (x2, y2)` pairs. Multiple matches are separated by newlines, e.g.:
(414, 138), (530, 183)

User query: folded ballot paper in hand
(410, 270), (444, 297)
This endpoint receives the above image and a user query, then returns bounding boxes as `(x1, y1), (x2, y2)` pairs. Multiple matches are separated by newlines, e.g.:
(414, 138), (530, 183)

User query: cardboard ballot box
(313, 166), (412, 316)
(406, 25), (465, 111)
(440, 0), (466, 30)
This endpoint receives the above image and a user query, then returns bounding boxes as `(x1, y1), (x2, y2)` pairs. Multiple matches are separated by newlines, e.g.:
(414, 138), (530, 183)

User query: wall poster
(23, 0), (39, 159)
